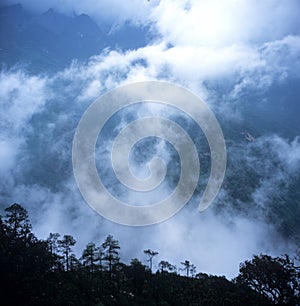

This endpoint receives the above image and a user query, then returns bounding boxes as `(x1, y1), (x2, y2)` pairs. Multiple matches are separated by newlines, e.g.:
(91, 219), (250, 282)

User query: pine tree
(144, 249), (158, 272)
(81, 242), (98, 272)
(58, 235), (76, 271)
(4, 203), (34, 242)
(102, 235), (120, 274)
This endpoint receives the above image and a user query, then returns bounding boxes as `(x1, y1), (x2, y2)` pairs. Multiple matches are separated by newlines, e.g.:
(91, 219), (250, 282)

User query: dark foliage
(235, 254), (300, 305)
(0, 203), (299, 305)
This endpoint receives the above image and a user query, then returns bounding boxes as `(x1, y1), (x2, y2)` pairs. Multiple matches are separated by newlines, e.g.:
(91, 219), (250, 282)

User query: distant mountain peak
(0, 3), (154, 73)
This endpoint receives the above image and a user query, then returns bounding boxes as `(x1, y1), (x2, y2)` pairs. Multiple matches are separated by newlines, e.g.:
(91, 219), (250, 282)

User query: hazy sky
(3, 0), (300, 41)
(1, 0), (300, 278)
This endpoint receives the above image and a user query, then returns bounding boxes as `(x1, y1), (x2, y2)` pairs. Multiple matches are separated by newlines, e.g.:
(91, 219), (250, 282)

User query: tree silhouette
(102, 234), (120, 274)
(47, 232), (60, 254)
(181, 260), (195, 277)
(4, 203), (33, 241)
(128, 258), (150, 295)
(1, 203), (53, 305)
(0, 203), (296, 305)
(158, 260), (176, 273)
(47, 232), (62, 271)
(58, 234), (76, 271)
(144, 249), (158, 272)
(81, 242), (99, 272)
(190, 264), (197, 277)
(236, 253), (300, 304)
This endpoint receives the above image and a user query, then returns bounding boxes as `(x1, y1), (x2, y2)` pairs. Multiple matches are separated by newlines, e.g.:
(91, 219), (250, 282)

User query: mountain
(0, 4), (153, 73)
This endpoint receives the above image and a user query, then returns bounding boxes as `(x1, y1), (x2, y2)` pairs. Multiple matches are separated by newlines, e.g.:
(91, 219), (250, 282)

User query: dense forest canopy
(1, 203), (299, 305)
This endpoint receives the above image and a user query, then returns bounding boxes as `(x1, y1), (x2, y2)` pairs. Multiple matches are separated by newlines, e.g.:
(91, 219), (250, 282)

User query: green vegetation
(1, 203), (299, 305)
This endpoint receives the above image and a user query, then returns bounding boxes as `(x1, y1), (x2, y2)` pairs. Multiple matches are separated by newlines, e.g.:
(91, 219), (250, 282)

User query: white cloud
(0, 71), (48, 133)
(0, 71), (48, 186)
(1, 0), (300, 279)
(151, 0), (300, 47)
(4, 0), (300, 46)
(57, 33), (300, 110)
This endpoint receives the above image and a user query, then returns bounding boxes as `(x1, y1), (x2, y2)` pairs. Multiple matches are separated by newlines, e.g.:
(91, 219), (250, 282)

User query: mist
(0, 0), (300, 279)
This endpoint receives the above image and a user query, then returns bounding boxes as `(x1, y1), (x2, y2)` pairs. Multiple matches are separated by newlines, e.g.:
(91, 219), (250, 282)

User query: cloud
(249, 135), (300, 208)
(0, 71), (48, 132)
(148, 209), (286, 278)
(1, 0), (300, 278)
(0, 71), (48, 190)
(3, 0), (300, 44)
(1, 61), (299, 278)
(56, 33), (300, 113)
(151, 0), (300, 47)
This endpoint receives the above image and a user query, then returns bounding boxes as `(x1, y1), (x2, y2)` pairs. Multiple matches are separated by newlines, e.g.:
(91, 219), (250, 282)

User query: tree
(81, 242), (99, 272)
(180, 260), (196, 277)
(0, 214), (6, 237)
(4, 203), (34, 241)
(1, 203), (277, 306)
(58, 234), (76, 271)
(47, 232), (62, 270)
(102, 234), (120, 273)
(47, 232), (60, 255)
(1, 204), (54, 305)
(190, 264), (197, 277)
(144, 249), (158, 272)
(98, 246), (105, 272)
(0, 214), (7, 252)
(69, 253), (80, 271)
(235, 254), (300, 305)
(128, 258), (149, 294)
(181, 260), (191, 277)
(158, 260), (176, 273)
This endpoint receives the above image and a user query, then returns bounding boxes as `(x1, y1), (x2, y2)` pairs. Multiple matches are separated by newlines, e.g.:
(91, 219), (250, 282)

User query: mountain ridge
(0, 3), (152, 73)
